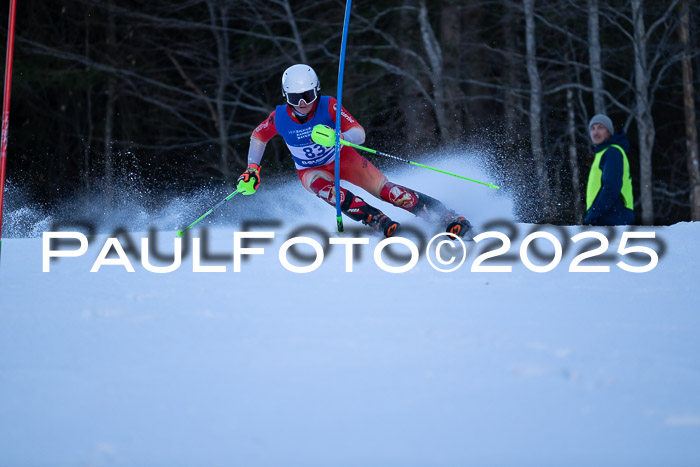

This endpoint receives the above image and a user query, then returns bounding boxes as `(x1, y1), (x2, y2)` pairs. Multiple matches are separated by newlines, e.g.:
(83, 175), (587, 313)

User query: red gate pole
(0, 0), (19, 261)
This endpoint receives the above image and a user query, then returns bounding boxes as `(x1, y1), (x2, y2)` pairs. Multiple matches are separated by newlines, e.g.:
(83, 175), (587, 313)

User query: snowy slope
(1, 155), (700, 466)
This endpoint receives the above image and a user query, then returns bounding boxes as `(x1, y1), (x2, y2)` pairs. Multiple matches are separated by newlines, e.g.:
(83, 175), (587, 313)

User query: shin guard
(310, 177), (377, 222)
(380, 182), (448, 222)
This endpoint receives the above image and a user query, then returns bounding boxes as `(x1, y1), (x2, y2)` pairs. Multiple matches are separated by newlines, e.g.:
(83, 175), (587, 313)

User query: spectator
(585, 114), (634, 225)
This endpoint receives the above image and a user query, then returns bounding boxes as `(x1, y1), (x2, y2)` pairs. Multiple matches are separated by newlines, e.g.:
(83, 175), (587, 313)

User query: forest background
(2, 0), (699, 225)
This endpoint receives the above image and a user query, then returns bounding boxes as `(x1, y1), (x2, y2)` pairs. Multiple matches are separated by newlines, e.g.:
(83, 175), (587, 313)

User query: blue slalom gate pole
(334, 0), (352, 233)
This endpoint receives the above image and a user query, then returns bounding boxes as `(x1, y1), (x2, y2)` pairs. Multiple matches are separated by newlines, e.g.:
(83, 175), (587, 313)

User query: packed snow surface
(1, 155), (699, 466)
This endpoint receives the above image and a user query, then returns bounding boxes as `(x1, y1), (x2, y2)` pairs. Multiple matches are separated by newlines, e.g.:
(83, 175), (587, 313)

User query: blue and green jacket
(584, 132), (634, 226)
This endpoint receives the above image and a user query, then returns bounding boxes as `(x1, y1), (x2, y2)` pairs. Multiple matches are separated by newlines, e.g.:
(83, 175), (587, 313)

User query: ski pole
(176, 189), (241, 237)
(311, 125), (499, 189)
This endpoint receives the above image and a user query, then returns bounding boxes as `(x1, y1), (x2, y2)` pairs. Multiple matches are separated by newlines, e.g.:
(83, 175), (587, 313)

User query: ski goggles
(286, 89), (318, 106)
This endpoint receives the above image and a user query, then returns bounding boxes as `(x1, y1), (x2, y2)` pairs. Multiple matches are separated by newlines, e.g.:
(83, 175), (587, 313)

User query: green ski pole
(176, 189), (241, 237)
(311, 125), (500, 189)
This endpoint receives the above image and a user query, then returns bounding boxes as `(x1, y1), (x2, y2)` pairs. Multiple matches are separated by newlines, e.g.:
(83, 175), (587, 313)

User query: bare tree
(273, 0), (308, 63)
(523, 0), (550, 217)
(501, 5), (526, 135)
(418, 0), (450, 142)
(631, 0), (656, 224)
(397, 2), (433, 148)
(587, 0), (606, 114)
(104, 0), (116, 197)
(439, 0), (464, 137)
(678, 0), (700, 220)
(566, 87), (584, 221)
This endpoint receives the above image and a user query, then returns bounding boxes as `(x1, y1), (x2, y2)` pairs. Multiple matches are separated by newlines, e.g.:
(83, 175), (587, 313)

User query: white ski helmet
(282, 64), (321, 106)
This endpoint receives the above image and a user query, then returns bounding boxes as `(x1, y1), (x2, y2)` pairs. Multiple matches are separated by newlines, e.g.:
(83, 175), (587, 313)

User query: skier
(236, 63), (471, 237)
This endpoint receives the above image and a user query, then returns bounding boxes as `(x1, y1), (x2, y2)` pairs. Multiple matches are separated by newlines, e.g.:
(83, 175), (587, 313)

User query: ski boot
(445, 212), (472, 238)
(364, 212), (400, 237)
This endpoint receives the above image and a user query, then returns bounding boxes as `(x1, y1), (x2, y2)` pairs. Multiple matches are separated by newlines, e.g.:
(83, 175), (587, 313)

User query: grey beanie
(588, 114), (614, 135)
